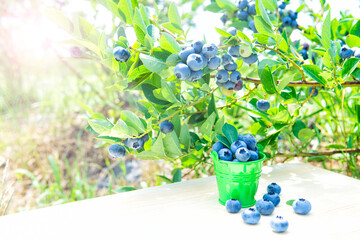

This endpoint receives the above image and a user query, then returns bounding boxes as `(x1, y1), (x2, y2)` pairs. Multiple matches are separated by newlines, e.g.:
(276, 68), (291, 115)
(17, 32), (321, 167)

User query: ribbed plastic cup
(210, 150), (266, 207)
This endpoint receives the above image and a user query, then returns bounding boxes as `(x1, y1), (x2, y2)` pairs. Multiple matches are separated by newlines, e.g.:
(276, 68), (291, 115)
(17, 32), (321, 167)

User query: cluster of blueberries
(278, 2), (299, 32)
(235, 0), (257, 33)
(113, 46), (131, 62)
(225, 182), (312, 233)
(174, 41), (220, 82)
(213, 134), (260, 162)
(107, 120), (174, 159)
(339, 46), (360, 59)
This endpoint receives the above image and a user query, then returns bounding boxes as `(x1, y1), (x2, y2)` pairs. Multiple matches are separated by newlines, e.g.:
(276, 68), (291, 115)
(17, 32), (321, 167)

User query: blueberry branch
(150, 18), (186, 44)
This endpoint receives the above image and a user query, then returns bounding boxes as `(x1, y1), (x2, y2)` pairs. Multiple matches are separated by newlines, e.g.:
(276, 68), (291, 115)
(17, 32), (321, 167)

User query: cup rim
(210, 150), (266, 165)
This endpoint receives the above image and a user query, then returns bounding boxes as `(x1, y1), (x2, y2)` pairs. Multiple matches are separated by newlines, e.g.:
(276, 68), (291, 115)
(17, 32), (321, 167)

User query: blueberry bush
(47, 0), (360, 180)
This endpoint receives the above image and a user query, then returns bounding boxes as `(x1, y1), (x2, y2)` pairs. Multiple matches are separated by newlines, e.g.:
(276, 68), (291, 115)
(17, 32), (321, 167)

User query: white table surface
(1, 162), (360, 240)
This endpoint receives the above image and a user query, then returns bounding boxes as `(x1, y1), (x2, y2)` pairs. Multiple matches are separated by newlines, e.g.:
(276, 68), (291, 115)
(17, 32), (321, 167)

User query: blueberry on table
(248, 150), (258, 161)
(108, 144), (126, 158)
(270, 216), (289, 233)
(224, 62), (237, 71)
(256, 99), (270, 112)
(242, 208), (261, 224)
(159, 120), (174, 134)
(228, 45), (240, 57)
(293, 198), (312, 215)
(244, 134), (257, 150)
(247, 4), (256, 15)
(187, 53), (205, 71)
(191, 40), (204, 54)
(242, 54), (258, 65)
(230, 71), (241, 83)
(223, 81), (236, 90)
(225, 199), (242, 213)
(231, 140), (247, 154)
(202, 43), (218, 58)
(235, 147), (250, 162)
(339, 46), (354, 59)
(179, 47), (195, 62)
(221, 54), (233, 66)
(227, 27), (237, 36)
(207, 56), (222, 70)
(237, 10), (249, 21)
(256, 199), (275, 215)
(215, 69), (229, 83)
(218, 148), (233, 161)
(174, 63), (191, 81)
(237, 0), (248, 10)
(267, 183), (281, 194)
(212, 141), (225, 153)
(113, 46), (130, 62)
(189, 69), (203, 82)
(263, 191), (280, 206)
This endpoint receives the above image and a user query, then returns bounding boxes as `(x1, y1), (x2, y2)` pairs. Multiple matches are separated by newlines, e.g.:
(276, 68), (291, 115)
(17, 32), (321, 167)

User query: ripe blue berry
(234, 81), (243, 91)
(174, 63), (191, 80)
(248, 150), (258, 161)
(308, 87), (318, 97)
(270, 216), (289, 233)
(247, 4), (256, 15)
(289, 10), (298, 20)
(108, 144), (126, 158)
(249, 19), (257, 32)
(256, 199), (275, 215)
(200, 54), (208, 68)
(256, 99), (270, 112)
(213, 141), (225, 153)
(237, 10), (249, 21)
(237, 0), (248, 10)
(233, 159), (241, 162)
(227, 27), (237, 36)
(235, 147), (250, 162)
(224, 62), (237, 71)
(159, 120), (174, 134)
(225, 199), (242, 213)
(224, 81), (236, 90)
(279, 1), (286, 9)
(222, 54), (233, 66)
(219, 148), (233, 161)
(263, 191), (280, 206)
(302, 43), (310, 50)
(189, 69), (203, 82)
(231, 140), (247, 153)
(220, 14), (228, 25)
(141, 133), (149, 143)
(228, 45), (240, 57)
(291, 20), (298, 28)
(208, 56), (222, 70)
(244, 134), (257, 150)
(202, 43), (218, 58)
(124, 138), (144, 150)
(113, 46), (130, 62)
(215, 69), (229, 83)
(292, 198), (312, 215)
(299, 48), (308, 60)
(191, 40), (204, 53)
(238, 134), (245, 141)
(187, 53), (205, 71)
(179, 47), (195, 62)
(267, 183), (281, 194)
(339, 46), (354, 59)
(242, 208), (261, 224)
(243, 54), (258, 65)
(230, 71), (241, 83)
(282, 16), (292, 26)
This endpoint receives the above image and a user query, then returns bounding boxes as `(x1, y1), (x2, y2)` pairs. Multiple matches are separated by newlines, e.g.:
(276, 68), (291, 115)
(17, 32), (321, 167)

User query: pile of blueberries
(113, 46), (131, 62)
(107, 120), (174, 159)
(212, 134), (260, 162)
(278, 1), (299, 32)
(225, 182), (312, 233)
(174, 41), (221, 82)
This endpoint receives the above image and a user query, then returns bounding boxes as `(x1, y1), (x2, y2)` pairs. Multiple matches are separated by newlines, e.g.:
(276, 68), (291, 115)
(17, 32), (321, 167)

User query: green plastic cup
(210, 151), (266, 207)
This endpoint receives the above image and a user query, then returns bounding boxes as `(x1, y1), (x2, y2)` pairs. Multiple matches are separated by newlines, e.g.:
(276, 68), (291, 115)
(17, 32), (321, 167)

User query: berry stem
(150, 18), (185, 44)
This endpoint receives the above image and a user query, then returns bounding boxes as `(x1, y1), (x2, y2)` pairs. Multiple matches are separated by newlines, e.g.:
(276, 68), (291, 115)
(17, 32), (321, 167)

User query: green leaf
(164, 131), (182, 157)
(140, 54), (167, 73)
(43, 9), (74, 34)
(222, 123), (238, 144)
(200, 112), (217, 141)
(204, 2), (222, 12)
(215, 0), (237, 11)
(118, 0), (134, 25)
(133, 8), (147, 32)
(286, 200), (295, 206)
(216, 135), (231, 148)
(303, 65), (327, 86)
(292, 120), (306, 139)
(254, 16), (274, 37)
(142, 84), (171, 105)
(168, 3), (181, 27)
(346, 34), (360, 48)
(326, 144), (347, 149)
(215, 27), (232, 38)
(110, 119), (137, 138)
(112, 186), (137, 193)
(207, 94), (218, 118)
(88, 119), (113, 134)
(321, 11), (331, 50)
(161, 79), (179, 103)
(237, 31), (251, 43)
(256, 0), (273, 28)
(356, 104), (360, 124)
(136, 151), (161, 160)
(214, 116), (225, 135)
(342, 58), (360, 78)
(260, 65), (277, 94)
(172, 168), (182, 182)
(152, 135), (167, 158)
(159, 32), (181, 53)
(262, 0), (277, 11)
(139, 4), (150, 26)
(121, 110), (145, 133)
(156, 175), (172, 183)
(179, 124), (191, 151)
(350, 20), (360, 38)
(298, 128), (314, 143)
